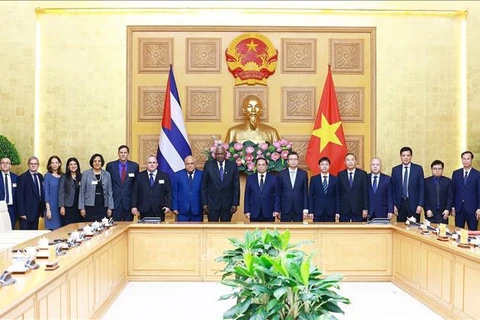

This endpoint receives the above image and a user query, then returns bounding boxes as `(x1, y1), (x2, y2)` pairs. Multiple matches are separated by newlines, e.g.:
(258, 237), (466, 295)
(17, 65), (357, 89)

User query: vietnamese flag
(306, 65), (347, 175)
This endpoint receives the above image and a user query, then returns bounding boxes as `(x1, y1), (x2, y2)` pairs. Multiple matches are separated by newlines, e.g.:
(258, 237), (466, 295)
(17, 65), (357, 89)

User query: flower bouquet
(205, 139), (293, 175)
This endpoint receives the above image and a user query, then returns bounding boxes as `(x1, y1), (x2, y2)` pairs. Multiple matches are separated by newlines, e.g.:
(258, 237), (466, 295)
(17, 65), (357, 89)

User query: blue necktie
(322, 176), (328, 194)
(219, 163), (224, 182)
(259, 174), (264, 192)
(149, 173), (154, 187)
(464, 171), (468, 186)
(4, 173), (10, 203)
(435, 177), (440, 209)
(402, 166), (408, 199)
(33, 173), (40, 196)
(349, 172), (353, 188)
(188, 173), (193, 185)
(372, 175), (378, 194)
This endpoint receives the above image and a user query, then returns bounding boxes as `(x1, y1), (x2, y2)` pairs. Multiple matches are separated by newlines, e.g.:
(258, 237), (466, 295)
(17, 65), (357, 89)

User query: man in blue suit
(391, 146), (424, 223)
(16, 156), (45, 230)
(338, 153), (369, 222)
(451, 151), (480, 230)
(424, 160), (452, 224)
(244, 158), (279, 222)
(278, 151), (308, 222)
(0, 157), (18, 229)
(172, 155), (203, 222)
(367, 157), (393, 220)
(106, 145), (139, 221)
(201, 145), (240, 222)
(308, 157), (339, 222)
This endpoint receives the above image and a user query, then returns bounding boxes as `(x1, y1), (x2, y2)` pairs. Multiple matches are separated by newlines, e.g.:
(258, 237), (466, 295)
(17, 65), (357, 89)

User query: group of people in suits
(2, 145), (480, 230)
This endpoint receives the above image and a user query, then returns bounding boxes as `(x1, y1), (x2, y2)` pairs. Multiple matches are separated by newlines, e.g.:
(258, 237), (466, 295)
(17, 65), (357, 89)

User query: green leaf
(321, 301), (345, 314)
(300, 256), (311, 287)
(273, 287), (287, 300)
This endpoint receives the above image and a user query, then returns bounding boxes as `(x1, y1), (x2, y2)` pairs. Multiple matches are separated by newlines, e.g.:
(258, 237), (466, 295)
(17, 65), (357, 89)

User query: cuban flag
(157, 65), (192, 178)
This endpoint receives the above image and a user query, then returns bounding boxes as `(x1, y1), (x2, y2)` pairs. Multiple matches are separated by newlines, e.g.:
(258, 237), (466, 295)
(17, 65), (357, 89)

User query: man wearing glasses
(424, 160), (452, 224)
(278, 151), (308, 222)
(17, 156), (45, 230)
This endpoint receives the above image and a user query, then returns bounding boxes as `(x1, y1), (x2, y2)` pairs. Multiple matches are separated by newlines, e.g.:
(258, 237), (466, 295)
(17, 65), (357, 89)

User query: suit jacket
(308, 174), (339, 216)
(172, 169), (203, 216)
(131, 170), (172, 215)
(391, 163), (425, 212)
(244, 172), (280, 219)
(368, 173), (394, 218)
(451, 168), (480, 213)
(201, 160), (240, 210)
(16, 170), (45, 221)
(78, 169), (114, 210)
(338, 168), (369, 216)
(106, 160), (139, 211)
(424, 176), (453, 213)
(58, 174), (81, 208)
(0, 171), (18, 209)
(278, 168), (308, 214)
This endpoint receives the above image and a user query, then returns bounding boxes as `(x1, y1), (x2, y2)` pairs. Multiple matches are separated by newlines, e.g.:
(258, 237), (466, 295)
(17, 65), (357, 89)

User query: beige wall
(0, 1), (478, 177)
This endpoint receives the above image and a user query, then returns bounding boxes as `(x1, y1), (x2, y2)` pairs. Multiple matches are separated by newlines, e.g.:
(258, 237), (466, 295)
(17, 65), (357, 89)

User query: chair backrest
(0, 201), (12, 232)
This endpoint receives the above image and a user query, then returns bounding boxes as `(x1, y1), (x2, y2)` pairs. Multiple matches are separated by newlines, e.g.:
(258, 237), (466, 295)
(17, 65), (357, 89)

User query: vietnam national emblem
(225, 33), (278, 86)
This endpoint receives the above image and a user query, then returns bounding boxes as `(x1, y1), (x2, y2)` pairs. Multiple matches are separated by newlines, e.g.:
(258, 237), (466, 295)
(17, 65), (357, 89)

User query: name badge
(12, 183), (17, 188)
(92, 181), (98, 185)
(128, 173), (135, 177)
(159, 179), (165, 184)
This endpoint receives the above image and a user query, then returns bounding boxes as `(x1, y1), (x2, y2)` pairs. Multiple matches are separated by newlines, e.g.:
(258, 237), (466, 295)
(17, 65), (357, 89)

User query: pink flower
(233, 153), (239, 159)
(239, 151), (244, 156)
(225, 152), (231, 159)
(277, 147), (282, 152)
(245, 154), (254, 162)
(245, 146), (255, 154)
(281, 150), (289, 159)
(271, 152), (281, 161)
(273, 141), (281, 148)
(210, 146), (216, 153)
(236, 158), (244, 166)
(259, 142), (268, 150)
(247, 162), (255, 171)
(266, 152), (271, 157)
(280, 139), (288, 146)
(287, 142), (293, 149)
(234, 142), (243, 151)
(256, 150), (263, 155)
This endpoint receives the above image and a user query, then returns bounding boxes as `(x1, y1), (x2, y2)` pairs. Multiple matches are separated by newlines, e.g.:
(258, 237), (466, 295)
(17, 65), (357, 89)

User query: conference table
(0, 222), (478, 319)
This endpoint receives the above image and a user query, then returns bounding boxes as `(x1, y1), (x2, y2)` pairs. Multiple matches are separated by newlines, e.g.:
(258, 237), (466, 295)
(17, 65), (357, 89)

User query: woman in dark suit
(79, 154), (114, 222)
(58, 157), (82, 226)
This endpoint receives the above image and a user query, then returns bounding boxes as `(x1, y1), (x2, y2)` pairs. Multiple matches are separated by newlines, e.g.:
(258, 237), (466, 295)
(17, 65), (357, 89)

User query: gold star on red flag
(312, 114), (344, 152)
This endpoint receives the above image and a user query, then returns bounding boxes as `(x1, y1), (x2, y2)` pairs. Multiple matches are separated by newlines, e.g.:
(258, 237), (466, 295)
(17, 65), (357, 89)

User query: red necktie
(121, 164), (126, 183)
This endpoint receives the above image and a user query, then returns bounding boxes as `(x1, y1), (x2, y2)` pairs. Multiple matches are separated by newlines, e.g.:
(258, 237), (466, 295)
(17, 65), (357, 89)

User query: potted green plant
(215, 229), (350, 320)
(0, 135), (21, 165)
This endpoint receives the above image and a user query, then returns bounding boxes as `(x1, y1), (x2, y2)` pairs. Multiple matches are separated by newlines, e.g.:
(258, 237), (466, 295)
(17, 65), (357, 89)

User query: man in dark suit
(172, 155), (203, 222)
(201, 145), (240, 222)
(391, 146), (425, 223)
(244, 158), (279, 222)
(16, 156), (45, 230)
(451, 151), (480, 230)
(308, 157), (339, 222)
(106, 145), (139, 221)
(278, 151), (308, 222)
(367, 157), (393, 220)
(0, 157), (18, 229)
(424, 160), (453, 224)
(338, 153), (368, 222)
(131, 156), (171, 221)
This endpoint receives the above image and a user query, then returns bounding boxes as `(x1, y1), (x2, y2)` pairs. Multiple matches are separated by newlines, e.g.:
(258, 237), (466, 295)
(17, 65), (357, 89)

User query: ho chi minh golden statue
(225, 95), (281, 144)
